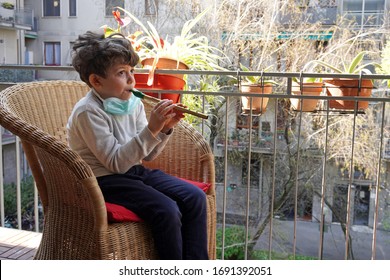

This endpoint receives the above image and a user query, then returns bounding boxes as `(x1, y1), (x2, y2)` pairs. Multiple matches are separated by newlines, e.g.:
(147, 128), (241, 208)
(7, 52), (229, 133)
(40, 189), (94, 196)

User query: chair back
(0, 81), (110, 259)
(0, 80), (93, 207)
(2, 81), (89, 141)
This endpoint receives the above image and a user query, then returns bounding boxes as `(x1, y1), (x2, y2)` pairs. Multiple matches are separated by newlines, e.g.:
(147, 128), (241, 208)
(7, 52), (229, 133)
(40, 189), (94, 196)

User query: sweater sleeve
(71, 108), (163, 174)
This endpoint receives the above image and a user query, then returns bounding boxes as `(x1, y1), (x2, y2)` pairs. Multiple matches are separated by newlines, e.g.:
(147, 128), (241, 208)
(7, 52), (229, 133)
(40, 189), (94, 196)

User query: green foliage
(182, 76), (227, 152)
(239, 64), (278, 85)
(306, 51), (377, 74)
(4, 176), (35, 215)
(381, 209), (390, 231)
(182, 76), (221, 125)
(292, 76), (322, 83)
(3, 176), (37, 229)
(217, 225), (247, 260)
(217, 225), (317, 260)
(376, 41), (390, 87)
(117, 6), (228, 71)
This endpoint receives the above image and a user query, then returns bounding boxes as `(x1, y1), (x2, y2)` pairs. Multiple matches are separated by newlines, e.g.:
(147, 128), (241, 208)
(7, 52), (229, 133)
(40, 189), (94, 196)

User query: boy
(67, 31), (208, 260)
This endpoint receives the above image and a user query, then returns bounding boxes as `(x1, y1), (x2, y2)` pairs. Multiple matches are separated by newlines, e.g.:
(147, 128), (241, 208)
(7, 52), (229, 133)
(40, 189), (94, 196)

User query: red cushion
(106, 202), (144, 223)
(106, 177), (211, 223)
(179, 177), (211, 193)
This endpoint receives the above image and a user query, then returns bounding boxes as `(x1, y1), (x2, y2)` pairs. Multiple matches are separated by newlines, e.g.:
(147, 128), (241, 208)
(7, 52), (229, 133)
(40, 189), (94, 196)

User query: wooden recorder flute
(131, 89), (208, 119)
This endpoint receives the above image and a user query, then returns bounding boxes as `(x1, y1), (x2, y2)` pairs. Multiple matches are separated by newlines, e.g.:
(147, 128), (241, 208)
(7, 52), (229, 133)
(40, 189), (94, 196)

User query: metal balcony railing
(0, 7), (34, 29)
(1, 65), (390, 260)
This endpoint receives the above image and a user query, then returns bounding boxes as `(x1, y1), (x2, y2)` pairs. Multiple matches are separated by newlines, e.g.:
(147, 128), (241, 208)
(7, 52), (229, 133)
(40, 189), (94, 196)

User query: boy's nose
(127, 72), (135, 83)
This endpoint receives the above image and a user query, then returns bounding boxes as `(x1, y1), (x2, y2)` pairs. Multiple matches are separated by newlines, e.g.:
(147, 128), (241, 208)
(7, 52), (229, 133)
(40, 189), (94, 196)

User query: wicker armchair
(0, 80), (216, 260)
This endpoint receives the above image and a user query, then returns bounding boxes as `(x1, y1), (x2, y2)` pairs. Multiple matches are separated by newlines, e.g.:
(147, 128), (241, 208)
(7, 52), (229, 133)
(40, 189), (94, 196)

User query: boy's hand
(162, 103), (186, 133)
(147, 100), (185, 136)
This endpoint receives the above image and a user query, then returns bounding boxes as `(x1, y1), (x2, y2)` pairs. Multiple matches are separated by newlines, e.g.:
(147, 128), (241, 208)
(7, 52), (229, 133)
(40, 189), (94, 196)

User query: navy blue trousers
(97, 165), (209, 260)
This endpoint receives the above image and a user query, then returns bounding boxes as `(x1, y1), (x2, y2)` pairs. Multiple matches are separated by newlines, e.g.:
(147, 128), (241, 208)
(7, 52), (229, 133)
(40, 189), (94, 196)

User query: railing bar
(371, 101), (386, 260)
(318, 99), (330, 260)
(201, 94), (206, 136)
(292, 77), (305, 258)
(221, 96), (230, 260)
(268, 97), (278, 259)
(2, 65), (390, 80)
(0, 127), (4, 227)
(16, 137), (22, 230)
(244, 96), (253, 260)
(34, 182), (39, 232)
(259, 157), (264, 221)
(134, 89), (389, 103)
(344, 101), (359, 259)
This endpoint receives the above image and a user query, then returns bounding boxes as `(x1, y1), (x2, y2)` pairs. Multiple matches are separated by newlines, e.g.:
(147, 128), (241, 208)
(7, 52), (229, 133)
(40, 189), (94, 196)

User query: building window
(261, 122), (271, 137)
(105, 0), (124, 16)
(145, 0), (158, 16)
(43, 0), (61, 17)
(343, 0), (385, 28)
(242, 158), (260, 187)
(69, 0), (76, 16)
(44, 42), (61, 65)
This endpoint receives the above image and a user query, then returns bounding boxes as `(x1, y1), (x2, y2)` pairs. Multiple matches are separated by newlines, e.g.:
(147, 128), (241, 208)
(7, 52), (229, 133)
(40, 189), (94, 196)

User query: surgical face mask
(103, 94), (140, 115)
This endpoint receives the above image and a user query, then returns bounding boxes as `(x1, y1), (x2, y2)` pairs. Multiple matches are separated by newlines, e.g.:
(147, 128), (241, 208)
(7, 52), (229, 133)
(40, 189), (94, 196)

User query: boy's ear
(89, 74), (102, 88)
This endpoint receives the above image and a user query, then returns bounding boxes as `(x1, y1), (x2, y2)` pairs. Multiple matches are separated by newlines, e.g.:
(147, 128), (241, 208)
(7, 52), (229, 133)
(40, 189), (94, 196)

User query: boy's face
(91, 63), (136, 100)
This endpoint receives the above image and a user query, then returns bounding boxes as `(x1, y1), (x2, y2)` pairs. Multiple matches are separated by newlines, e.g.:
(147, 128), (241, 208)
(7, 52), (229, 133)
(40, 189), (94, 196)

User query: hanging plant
(102, 6), (228, 85)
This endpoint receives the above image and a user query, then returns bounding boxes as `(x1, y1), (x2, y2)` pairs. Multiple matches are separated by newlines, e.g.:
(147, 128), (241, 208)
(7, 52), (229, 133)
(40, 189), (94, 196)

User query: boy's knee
(191, 187), (207, 207)
(155, 200), (182, 225)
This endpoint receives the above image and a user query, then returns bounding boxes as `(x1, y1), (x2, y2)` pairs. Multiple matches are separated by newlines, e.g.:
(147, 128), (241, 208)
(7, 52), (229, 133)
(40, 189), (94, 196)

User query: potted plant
(239, 64), (278, 114)
(291, 76), (323, 112)
(307, 51), (376, 110)
(115, 6), (228, 86)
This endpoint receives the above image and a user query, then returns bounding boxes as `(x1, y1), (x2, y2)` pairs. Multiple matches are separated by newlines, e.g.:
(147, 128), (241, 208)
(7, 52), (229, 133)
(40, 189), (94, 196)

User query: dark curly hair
(72, 31), (140, 87)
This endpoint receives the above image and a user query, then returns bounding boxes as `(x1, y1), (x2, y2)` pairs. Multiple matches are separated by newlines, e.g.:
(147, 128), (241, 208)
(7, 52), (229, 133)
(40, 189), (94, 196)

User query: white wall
(26, 0), (110, 67)
(0, 30), (18, 64)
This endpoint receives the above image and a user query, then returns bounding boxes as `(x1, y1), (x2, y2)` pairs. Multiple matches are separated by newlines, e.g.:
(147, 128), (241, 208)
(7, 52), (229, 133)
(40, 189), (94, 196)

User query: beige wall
(0, 30), (18, 64)
(26, 0), (210, 79)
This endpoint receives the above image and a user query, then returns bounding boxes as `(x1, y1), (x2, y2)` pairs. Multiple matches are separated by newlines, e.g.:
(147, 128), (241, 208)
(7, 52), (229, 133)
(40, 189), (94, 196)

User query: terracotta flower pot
(291, 82), (323, 112)
(134, 73), (185, 103)
(323, 78), (373, 110)
(240, 83), (273, 114)
(141, 57), (189, 80)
